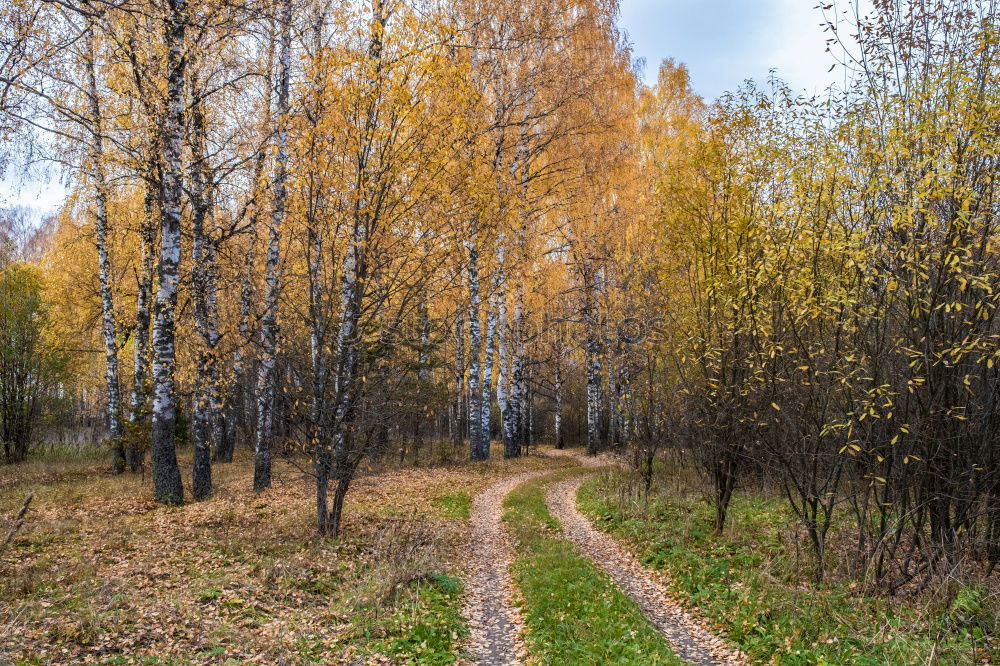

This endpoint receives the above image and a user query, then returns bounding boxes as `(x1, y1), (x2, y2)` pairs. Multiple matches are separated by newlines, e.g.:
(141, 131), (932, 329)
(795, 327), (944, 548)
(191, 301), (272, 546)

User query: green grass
(578, 469), (996, 665)
(353, 574), (468, 664)
(504, 470), (683, 665)
(432, 490), (471, 519)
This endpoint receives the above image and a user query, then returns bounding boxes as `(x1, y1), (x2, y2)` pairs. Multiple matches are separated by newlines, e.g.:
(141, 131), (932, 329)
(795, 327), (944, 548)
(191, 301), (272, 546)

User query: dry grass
(0, 442), (559, 664)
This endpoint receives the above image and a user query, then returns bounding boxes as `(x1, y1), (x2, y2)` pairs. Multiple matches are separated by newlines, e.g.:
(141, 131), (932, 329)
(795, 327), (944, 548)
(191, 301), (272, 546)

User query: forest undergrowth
(579, 466), (998, 665)
(0, 444), (559, 665)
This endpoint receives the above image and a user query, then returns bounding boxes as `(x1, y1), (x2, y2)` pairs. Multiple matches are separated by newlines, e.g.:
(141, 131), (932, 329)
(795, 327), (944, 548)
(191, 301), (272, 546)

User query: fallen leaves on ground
(0, 447), (557, 664)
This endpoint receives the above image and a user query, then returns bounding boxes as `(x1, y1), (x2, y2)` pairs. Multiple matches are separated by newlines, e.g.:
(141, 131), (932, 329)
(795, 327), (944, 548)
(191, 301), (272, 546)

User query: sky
(620, 0), (845, 100)
(0, 165), (67, 221)
(2, 0), (852, 219)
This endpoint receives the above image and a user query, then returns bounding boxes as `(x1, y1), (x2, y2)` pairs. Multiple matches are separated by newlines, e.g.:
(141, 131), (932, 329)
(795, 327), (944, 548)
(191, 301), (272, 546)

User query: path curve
(463, 469), (550, 665)
(546, 473), (748, 666)
(544, 447), (614, 468)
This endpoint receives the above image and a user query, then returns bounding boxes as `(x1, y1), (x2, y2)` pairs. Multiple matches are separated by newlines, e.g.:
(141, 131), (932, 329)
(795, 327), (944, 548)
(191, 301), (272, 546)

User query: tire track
(546, 473), (748, 666)
(462, 469), (551, 665)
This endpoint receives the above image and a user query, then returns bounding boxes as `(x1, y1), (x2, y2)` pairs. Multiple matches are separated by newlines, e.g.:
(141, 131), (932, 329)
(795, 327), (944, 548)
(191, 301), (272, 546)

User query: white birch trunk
(189, 76), (219, 500)
(466, 238), (484, 461)
(84, 20), (125, 472)
(253, 0), (291, 492)
(494, 241), (515, 458)
(150, 0), (186, 503)
(480, 291), (497, 459)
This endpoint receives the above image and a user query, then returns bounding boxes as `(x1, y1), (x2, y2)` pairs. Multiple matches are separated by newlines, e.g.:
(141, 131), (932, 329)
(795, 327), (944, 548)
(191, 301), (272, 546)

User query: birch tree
(147, 0), (187, 504)
(253, 0), (291, 492)
(83, 16), (126, 471)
